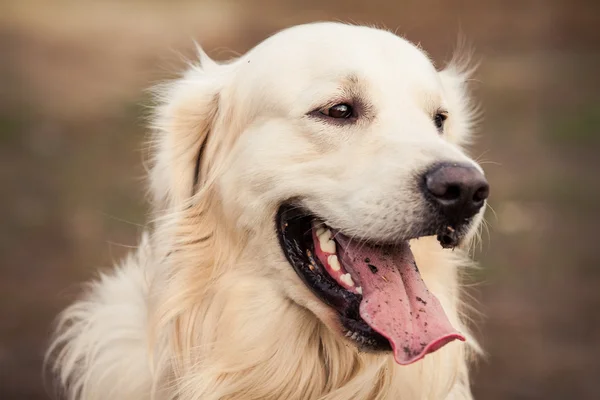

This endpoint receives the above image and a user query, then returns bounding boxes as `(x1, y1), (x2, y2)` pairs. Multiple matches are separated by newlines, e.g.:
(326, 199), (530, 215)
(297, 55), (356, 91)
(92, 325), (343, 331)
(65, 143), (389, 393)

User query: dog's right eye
(321, 104), (353, 119)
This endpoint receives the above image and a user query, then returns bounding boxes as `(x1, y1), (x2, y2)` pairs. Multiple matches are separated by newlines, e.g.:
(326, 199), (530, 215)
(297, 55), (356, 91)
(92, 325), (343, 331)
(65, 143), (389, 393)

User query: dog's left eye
(433, 112), (448, 131)
(321, 104), (353, 119)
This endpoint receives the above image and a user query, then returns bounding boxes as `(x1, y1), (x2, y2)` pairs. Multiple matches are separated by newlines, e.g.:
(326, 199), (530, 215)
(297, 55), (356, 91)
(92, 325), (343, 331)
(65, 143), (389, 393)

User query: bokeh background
(1, 0), (599, 398)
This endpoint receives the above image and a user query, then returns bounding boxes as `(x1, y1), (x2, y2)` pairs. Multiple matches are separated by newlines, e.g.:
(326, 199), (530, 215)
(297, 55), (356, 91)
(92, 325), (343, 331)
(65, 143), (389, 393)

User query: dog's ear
(149, 47), (225, 213)
(438, 45), (480, 147)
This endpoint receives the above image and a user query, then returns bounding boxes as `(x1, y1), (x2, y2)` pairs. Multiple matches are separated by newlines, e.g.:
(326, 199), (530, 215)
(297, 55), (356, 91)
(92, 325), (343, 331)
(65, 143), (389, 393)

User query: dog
(47, 22), (488, 400)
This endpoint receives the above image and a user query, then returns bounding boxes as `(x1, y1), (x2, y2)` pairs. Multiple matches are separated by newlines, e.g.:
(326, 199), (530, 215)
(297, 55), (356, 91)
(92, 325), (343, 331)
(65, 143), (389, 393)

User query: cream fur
(47, 22), (484, 400)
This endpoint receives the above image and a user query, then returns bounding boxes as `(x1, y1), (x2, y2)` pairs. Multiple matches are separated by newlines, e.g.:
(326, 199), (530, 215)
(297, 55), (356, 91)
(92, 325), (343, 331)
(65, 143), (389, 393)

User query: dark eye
(433, 112), (448, 131)
(322, 103), (353, 119)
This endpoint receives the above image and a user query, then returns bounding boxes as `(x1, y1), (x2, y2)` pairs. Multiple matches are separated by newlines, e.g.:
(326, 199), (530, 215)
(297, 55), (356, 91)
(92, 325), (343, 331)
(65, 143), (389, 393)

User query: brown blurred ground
(1, 0), (599, 399)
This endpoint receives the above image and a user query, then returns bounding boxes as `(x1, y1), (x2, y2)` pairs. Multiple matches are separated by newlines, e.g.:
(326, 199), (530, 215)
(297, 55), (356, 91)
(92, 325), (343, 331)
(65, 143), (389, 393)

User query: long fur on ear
(149, 47), (224, 214)
(438, 42), (481, 147)
(145, 49), (248, 396)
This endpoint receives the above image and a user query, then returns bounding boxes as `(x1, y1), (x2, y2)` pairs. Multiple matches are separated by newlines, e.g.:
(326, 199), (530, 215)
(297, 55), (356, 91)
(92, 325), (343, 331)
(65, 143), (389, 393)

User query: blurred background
(1, 0), (599, 398)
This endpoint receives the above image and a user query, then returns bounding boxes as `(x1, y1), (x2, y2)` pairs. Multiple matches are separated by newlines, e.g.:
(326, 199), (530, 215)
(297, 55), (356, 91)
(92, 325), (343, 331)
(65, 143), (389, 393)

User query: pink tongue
(336, 235), (465, 365)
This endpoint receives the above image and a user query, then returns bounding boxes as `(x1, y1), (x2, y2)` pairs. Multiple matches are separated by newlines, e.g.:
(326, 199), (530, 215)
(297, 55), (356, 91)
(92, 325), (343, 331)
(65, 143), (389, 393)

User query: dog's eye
(433, 112), (448, 131)
(322, 104), (353, 119)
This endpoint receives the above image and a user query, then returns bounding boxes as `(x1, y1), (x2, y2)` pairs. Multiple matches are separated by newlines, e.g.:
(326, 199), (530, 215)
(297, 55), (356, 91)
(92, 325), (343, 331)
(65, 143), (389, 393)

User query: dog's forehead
(261, 23), (427, 60)
(236, 23), (440, 100)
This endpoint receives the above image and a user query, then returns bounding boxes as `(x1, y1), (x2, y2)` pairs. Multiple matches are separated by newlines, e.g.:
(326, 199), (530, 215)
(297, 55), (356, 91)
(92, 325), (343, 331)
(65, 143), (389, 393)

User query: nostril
(472, 184), (490, 204)
(440, 184), (461, 201)
(425, 175), (462, 203)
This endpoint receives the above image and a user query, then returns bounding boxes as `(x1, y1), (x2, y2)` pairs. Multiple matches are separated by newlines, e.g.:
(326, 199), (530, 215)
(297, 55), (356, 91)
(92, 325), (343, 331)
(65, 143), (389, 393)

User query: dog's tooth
(312, 221), (326, 237)
(328, 255), (341, 271)
(319, 230), (336, 254)
(339, 273), (349, 286)
(345, 331), (352, 337)
(356, 286), (363, 295)
(318, 228), (332, 242)
(340, 273), (355, 287)
(321, 240), (336, 254)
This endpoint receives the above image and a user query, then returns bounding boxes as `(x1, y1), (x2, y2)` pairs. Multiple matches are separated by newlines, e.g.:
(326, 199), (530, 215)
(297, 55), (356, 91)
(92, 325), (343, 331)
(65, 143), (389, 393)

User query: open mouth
(276, 203), (465, 365)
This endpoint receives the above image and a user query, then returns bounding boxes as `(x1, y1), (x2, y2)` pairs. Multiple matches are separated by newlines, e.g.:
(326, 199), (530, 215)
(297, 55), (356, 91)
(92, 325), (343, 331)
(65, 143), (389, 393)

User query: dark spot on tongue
(368, 264), (378, 274)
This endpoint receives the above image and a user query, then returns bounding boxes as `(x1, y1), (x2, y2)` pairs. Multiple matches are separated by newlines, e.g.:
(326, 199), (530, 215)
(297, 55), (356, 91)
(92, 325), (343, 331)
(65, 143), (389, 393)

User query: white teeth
(328, 255), (341, 271)
(312, 221), (326, 237)
(340, 273), (355, 287)
(318, 229), (336, 254)
(356, 286), (363, 295)
(319, 228), (332, 242)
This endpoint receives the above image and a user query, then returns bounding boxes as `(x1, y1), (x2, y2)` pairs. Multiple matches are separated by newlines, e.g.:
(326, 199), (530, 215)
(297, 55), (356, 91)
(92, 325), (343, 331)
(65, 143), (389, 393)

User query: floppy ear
(438, 49), (480, 147)
(149, 48), (224, 214)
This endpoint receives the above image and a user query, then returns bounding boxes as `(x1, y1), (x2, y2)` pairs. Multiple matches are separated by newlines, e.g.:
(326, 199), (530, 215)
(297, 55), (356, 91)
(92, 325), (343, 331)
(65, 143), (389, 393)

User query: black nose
(423, 163), (489, 223)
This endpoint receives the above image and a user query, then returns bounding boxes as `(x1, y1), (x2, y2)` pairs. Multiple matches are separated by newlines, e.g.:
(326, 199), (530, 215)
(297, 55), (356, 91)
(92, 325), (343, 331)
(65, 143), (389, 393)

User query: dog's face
(155, 23), (488, 365)
(222, 23), (484, 237)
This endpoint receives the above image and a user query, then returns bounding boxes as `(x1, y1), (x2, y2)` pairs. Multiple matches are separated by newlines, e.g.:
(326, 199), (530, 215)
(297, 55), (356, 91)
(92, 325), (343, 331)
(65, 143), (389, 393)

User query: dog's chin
(275, 202), (472, 363)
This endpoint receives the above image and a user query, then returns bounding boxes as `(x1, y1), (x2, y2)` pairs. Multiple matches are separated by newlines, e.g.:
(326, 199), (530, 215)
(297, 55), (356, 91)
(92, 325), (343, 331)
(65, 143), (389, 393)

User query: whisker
(477, 160), (502, 166)
(106, 241), (139, 249)
(98, 212), (145, 228)
(485, 203), (498, 222)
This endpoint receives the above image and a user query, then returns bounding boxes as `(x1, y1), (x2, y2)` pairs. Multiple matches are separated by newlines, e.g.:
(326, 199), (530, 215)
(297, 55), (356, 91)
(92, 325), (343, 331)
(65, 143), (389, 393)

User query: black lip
(275, 203), (391, 351)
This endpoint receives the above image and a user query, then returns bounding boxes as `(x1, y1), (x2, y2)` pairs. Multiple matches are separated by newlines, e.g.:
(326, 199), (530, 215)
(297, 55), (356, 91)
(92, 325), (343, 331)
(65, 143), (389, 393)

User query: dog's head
(151, 22), (487, 366)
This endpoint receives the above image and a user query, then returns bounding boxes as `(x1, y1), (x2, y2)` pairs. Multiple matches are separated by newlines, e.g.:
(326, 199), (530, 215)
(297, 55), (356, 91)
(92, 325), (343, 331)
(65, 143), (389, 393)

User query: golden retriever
(47, 22), (488, 400)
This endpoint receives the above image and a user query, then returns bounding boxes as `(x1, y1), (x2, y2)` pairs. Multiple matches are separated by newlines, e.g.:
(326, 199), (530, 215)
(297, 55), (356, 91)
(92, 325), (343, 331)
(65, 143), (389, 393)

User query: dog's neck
(153, 257), (471, 399)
